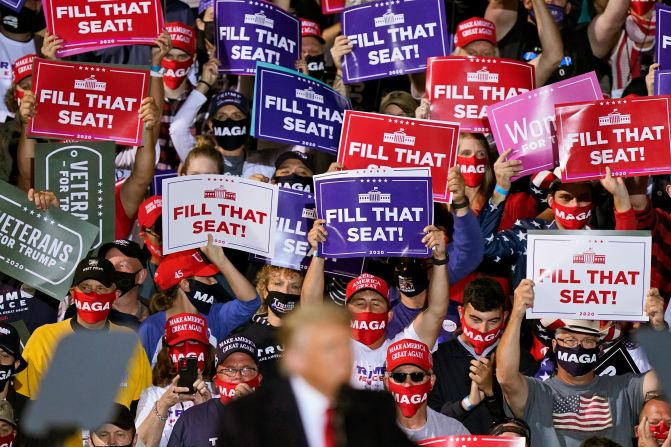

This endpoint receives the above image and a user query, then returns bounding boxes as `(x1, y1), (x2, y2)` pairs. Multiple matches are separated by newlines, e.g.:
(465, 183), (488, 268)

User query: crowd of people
(0, 0), (669, 446)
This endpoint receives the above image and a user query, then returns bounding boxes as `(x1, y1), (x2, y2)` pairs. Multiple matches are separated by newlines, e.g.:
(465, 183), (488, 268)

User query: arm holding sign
(27, 189), (59, 211)
(412, 226), (449, 348)
(491, 149), (523, 208)
(16, 90), (36, 191)
(331, 35), (353, 97)
(528, 0), (563, 87)
(150, 31), (171, 141)
(600, 166), (637, 230)
(587, 0), (631, 58)
(41, 31), (64, 60)
(301, 219), (328, 306)
(485, 0), (519, 41)
(495, 279), (534, 419)
(641, 288), (667, 399)
(119, 98), (159, 223)
(201, 235), (258, 302)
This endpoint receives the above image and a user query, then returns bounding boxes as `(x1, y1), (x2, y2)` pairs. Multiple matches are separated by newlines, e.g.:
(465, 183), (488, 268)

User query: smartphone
(177, 358), (198, 393)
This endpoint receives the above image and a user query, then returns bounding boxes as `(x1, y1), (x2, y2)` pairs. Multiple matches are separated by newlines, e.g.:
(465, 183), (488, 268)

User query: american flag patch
(552, 394), (613, 432)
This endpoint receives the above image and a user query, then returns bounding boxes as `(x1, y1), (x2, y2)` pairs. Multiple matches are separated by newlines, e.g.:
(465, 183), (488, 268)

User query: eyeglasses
(556, 337), (599, 349)
(216, 367), (258, 378)
(144, 228), (162, 240)
(390, 371), (429, 384)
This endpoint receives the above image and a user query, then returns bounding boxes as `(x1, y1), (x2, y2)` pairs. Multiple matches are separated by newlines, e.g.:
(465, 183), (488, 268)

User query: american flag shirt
(516, 374), (645, 447)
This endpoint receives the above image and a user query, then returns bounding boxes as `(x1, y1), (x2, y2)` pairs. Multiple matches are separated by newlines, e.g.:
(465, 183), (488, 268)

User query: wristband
(312, 249), (321, 258)
(461, 396), (475, 411)
(150, 65), (162, 72)
(494, 184), (510, 196)
(153, 401), (168, 422)
(451, 196), (469, 210)
(432, 256), (448, 266)
(198, 79), (212, 89)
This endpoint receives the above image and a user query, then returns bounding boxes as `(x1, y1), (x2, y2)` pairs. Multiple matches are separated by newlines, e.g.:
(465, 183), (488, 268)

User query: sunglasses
(390, 371), (429, 384)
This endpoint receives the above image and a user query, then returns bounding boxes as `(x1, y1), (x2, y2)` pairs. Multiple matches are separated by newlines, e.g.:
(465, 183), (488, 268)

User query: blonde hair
(182, 137), (225, 174)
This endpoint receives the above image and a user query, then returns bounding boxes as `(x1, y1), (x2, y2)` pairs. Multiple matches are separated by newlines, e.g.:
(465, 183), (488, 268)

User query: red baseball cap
(165, 22), (196, 56)
(301, 19), (325, 44)
(386, 339), (432, 372)
(164, 312), (209, 346)
(138, 196), (162, 229)
(154, 249), (219, 290)
(12, 54), (35, 85)
(345, 273), (389, 303)
(454, 17), (497, 49)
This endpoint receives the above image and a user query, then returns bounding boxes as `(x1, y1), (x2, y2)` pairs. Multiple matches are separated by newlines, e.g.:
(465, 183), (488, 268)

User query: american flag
(552, 394), (613, 432)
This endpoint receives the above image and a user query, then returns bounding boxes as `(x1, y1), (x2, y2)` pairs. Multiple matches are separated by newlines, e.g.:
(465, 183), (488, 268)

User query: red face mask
(143, 237), (163, 261)
(387, 379), (432, 417)
(214, 374), (261, 404)
(72, 289), (116, 324)
(630, 0), (656, 16)
(169, 342), (207, 372)
(457, 155), (487, 187)
(552, 202), (592, 230)
(460, 315), (503, 355)
(0, 432), (14, 447)
(350, 312), (387, 346)
(161, 58), (192, 90)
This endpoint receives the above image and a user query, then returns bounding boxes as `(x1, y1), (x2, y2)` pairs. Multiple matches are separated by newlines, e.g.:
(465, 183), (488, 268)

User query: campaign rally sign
(526, 230), (651, 321)
(162, 175), (279, 257)
(337, 111), (459, 203)
(29, 59), (149, 145)
(595, 339), (640, 377)
(419, 436), (525, 447)
(427, 56), (535, 132)
(314, 168), (433, 258)
(34, 142), (115, 251)
(556, 97), (671, 182)
(322, 0), (344, 14)
(214, 0), (300, 75)
(0, 181), (97, 300)
(654, 69), (671, 95)
(0, 0), (26, 12)
(252, 62), (351, 154)
(341, 0), (449, 83)
(657, 4), (671, 69)
(252, 189), (365, 277)
(43, 0), (164, 57)
(488, 72), (602, 179)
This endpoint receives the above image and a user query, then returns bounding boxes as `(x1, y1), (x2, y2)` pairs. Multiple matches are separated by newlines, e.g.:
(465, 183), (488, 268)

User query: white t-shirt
(399, 407), (470, 442)
(351, 323), (423, 391)
(135, 383), (214, 447)
(0, 33), (34, 121)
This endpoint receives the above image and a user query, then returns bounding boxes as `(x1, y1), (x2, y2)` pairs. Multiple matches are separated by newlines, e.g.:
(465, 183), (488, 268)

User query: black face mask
(273, 174), (313, 192)
(267, 291), (299, 318)
(0, 364), (14, 390)
(1, 6), (36, 34)
(395, 270), (429, 297)
(186, 279), (227, 315)
(211, 118), (249, 151)
(115, 270), (141, 296)
(554, 344), (599, 377)
(204, 21), (215, 46)
(306, 54), (326, 80)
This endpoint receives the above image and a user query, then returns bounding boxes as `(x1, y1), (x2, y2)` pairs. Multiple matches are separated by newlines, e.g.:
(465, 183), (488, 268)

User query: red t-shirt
(115, 181), (136, 239)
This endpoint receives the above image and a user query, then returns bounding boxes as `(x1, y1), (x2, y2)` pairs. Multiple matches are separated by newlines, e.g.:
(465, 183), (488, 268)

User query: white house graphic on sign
(358, 187), (391, 203)
(374, 9), (404, 27)
(467, 67), (498, 83)
(598, 109), (631, 126)
(74, 76), (107, 92)
(302, 208), (317, 219)
(296, 87), (324, 104)
(383, 128), (416, 146)
(204, 186), (237, 200)
(244, 11), (274, 28)
(572, 248), (606, 264)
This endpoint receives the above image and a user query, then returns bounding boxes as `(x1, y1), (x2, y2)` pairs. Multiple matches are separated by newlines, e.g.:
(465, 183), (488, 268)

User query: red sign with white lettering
(426, 56), (535, 132)
(419, 436), (525, 447)
(337, 110), (459, 203)
(321, 0), (344, 14)
(555, 97), (671, 182)
(43, 0), (164, 57)
(29, 59), (149, 145)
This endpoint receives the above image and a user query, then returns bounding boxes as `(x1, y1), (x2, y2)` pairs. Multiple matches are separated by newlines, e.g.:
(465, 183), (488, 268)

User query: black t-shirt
(0, 275), (59, 334)
(498, 11), (610, 86)
(235, 316), (282, 385)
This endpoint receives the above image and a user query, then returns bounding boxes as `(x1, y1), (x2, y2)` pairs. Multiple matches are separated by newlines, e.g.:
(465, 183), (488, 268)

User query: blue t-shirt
(139, 296), (261, 364)
(167, 399), (226, 447)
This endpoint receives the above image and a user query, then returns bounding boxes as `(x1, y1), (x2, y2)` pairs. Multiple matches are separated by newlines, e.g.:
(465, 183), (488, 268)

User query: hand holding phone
(177, 358), (198, 394)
